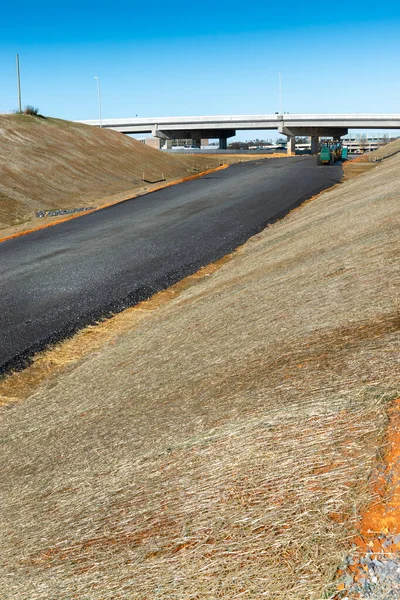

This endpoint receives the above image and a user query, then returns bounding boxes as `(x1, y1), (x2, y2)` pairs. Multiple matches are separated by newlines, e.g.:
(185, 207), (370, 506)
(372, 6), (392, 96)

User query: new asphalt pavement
(0, 157), (342, 373)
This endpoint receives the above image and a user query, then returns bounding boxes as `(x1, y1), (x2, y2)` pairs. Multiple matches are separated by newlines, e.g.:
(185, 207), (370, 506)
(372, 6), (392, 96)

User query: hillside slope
(0, 114), (214, 229)
(1, 150), (399, 597)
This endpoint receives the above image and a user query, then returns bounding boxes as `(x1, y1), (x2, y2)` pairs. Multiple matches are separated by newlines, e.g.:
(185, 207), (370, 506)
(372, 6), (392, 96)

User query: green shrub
(23, 105), (40, 116)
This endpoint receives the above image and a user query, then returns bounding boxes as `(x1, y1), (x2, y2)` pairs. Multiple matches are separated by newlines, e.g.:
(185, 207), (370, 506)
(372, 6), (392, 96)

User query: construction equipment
(317, 141), (343, 165)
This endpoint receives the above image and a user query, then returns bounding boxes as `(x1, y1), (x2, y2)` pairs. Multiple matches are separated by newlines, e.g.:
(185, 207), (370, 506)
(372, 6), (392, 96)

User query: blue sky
(1, 0), (399, 140)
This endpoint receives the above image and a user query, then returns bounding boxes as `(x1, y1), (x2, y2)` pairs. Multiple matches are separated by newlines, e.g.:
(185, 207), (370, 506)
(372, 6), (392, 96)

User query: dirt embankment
(0, 114), (226, 231)
(1, 143), (399, 597)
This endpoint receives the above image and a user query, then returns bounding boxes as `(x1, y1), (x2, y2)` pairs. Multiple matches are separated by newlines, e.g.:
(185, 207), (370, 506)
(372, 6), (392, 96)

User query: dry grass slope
(342, 139), (400, 181)
(1, 149), (399, 599)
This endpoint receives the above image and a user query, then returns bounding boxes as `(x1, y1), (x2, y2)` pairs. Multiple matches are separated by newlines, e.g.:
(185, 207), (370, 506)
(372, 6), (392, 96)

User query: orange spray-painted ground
(335, 398), (400, 597)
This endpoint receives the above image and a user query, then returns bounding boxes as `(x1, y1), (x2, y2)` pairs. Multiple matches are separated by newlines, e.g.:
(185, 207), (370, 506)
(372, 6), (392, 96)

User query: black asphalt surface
(0, 157), (342, 373)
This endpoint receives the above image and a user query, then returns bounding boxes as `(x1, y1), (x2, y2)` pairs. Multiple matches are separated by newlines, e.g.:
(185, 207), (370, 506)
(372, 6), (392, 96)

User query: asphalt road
(0, 157), (342, 373)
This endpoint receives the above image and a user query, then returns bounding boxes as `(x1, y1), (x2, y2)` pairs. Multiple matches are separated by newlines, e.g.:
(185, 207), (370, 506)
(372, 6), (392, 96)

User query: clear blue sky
(1, 0), (399, 140)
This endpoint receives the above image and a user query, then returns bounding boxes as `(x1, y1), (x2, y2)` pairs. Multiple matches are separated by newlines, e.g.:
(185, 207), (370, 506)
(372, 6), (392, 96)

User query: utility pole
(94, 76), (102, 128)
(16, 54), (22, 113)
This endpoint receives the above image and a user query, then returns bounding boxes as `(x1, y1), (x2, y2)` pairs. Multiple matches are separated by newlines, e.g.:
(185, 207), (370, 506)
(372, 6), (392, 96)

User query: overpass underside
(279, 127), (348, 155)
(153, 126), (350, 153)
(153, 129), (236, 150)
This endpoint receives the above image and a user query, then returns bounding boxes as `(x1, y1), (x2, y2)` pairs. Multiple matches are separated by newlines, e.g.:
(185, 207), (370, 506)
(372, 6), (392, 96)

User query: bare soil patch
(342, 161), (377, 180)
(1, 149), (399, 598)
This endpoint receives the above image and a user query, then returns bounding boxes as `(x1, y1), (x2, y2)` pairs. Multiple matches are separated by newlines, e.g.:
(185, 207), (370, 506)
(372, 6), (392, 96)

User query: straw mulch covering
(1, 151), (399, 599)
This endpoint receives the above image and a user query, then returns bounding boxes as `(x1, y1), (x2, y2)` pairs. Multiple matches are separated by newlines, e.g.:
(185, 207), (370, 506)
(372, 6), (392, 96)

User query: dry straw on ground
(1, 148), (399, 599)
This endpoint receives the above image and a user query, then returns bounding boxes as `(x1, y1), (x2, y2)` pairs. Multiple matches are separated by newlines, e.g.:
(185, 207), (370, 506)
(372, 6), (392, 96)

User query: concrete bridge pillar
(219, 137), (227, 150)
(286, 135), (296, 155)
(311, 136), (319, 155)
(145, 137), (161, 149)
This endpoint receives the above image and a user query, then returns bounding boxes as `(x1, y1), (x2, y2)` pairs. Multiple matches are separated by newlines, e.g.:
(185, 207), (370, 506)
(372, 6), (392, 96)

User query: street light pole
(278, 72), (282, 114)
(16, 54), (22, 113)
(94, 76), (102, 128)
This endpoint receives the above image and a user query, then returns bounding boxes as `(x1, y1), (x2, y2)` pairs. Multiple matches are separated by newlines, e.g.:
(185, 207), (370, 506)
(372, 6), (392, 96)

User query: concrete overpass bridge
(78, 114), (400, 154)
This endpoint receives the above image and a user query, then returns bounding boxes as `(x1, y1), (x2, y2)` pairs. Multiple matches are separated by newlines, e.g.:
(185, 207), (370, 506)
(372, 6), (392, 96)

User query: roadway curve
(0, 157), (341, 373)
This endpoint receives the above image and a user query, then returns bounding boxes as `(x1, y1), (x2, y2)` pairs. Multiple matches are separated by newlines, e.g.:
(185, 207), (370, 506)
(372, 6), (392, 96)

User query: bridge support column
(145, 137), (162, 149)
(286, 135), (296, 155)
(219, 137), (227, 150)
(311, 136), (319, 155)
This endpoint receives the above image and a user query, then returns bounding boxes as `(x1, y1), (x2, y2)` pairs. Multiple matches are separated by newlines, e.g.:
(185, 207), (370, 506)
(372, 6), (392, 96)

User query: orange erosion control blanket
(335, 397), (400, 597)
(0, 165), (229, 245)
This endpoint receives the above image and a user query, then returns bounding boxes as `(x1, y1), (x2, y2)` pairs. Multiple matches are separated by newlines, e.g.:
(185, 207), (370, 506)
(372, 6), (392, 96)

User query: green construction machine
(317, 141), (345, 165)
